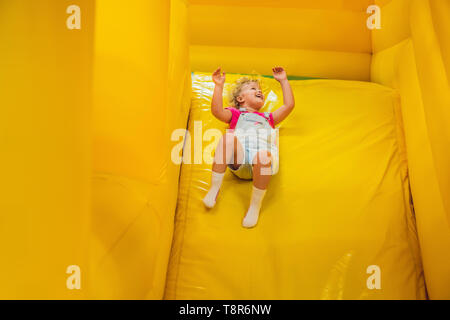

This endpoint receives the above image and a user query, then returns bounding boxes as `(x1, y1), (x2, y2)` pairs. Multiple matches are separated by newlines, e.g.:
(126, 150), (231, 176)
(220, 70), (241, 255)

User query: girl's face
(237, 82), (265, 110)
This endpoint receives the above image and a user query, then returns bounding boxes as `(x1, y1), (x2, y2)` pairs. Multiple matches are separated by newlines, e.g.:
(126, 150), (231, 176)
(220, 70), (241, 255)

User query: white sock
(242, 186), (267, 228)
(203, 171), (225, 209)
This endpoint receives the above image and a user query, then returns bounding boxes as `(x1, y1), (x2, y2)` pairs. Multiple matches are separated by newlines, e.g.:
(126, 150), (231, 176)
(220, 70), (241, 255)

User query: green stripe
(262, 75), (321, 81)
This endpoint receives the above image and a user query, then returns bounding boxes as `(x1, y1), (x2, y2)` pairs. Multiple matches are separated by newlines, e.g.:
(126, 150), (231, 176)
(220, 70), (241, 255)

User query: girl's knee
(253, 150), (272, 166)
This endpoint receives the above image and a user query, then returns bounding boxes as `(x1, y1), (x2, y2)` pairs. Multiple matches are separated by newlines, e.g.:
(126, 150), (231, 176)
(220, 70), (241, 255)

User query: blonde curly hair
(229, 76), (263, 107)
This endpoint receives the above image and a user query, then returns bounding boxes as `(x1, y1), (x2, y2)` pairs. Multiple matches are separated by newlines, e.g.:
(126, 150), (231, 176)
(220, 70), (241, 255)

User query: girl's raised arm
(211, 68), (232, 123)
(272, 67), (295, 125)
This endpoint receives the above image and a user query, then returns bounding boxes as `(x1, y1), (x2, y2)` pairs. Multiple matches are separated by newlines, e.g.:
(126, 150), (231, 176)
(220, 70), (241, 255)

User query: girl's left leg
(242, 150), (272, 228)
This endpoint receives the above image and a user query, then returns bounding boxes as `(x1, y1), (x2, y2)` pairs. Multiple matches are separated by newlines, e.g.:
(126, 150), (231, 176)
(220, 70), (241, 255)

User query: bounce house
(1, 0), (449, 299)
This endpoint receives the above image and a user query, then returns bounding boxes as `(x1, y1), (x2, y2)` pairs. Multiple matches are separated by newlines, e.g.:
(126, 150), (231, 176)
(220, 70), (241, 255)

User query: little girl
(203, 67), (295, 228)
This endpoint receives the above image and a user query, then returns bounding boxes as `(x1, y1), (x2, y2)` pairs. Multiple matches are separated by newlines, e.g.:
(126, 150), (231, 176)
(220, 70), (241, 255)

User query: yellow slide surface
(165, 73), (426, 299)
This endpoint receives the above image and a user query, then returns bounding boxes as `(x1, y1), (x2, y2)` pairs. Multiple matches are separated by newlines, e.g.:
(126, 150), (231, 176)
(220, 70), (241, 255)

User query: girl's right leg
(203, 132), (243, 208)
(242, 150), (273, 228)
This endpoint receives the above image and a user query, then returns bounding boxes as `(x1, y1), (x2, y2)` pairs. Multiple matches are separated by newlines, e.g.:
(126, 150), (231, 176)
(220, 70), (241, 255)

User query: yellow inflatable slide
(1, 0), (449, 299)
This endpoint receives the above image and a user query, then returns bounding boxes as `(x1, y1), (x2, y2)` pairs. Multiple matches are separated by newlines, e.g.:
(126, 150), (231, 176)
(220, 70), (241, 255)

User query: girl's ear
(237, 96), (244, 103)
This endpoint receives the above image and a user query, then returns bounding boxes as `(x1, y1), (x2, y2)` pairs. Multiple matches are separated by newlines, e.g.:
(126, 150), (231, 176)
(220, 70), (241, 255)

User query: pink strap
(225, 107), (275, 129)
(225, 107), (241, 129)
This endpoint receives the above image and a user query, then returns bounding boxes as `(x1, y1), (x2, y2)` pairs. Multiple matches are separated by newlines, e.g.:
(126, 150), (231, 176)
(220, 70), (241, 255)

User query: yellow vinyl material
(189, 5), (372, 53)
(0, 0), (94, 299)
(372, 0), (450, 299)
(90, 0), (177, 299)
(372, 0), (411, 53)
(92, 0), (170, 183)
(189, 0), (373, 11)
(371, 40), (409, 88)
(188, 1), (373, 80)
(165, 73), (426, 299)
(429, 0), (450, 82)
(169, 0), (192, 155)
(191, 45), (372, 81)
(396, 41), (450, 300)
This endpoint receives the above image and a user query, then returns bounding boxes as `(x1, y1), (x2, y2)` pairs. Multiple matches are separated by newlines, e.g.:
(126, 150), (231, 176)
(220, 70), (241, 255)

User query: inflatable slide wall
(1, 0), (449, 299)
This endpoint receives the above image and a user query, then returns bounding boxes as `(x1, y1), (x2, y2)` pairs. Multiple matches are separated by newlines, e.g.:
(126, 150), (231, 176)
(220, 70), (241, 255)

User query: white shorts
(228, 134), (279, 180)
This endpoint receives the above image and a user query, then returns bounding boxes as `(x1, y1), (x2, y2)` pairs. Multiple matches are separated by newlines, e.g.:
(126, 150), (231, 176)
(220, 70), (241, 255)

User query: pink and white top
(226, 107), (275, 130)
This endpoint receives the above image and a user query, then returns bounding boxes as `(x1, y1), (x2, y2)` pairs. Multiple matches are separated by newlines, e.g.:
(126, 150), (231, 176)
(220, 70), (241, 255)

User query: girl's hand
(272, 66), (288, 82)
(212, 68), (226, 86)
